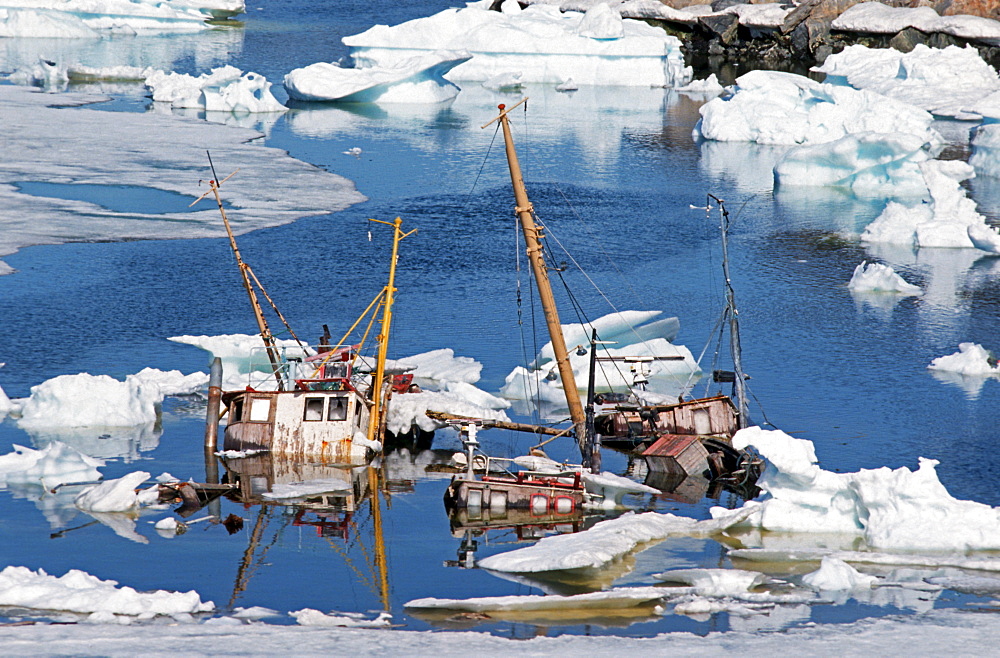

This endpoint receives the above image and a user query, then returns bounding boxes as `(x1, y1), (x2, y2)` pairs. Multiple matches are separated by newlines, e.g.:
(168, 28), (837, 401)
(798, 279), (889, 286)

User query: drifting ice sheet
(0, 85), (364, 275)
(146, 66), (286, 114)
(404, 587), (669, 612)
(928, 342), (1000, 377)
(847, 261), (921, 294)
(343, 0), (692, 87)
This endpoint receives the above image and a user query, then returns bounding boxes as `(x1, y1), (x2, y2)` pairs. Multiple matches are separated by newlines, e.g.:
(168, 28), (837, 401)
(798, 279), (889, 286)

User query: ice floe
(847, 261), (921, 294)
(695, 70), (942, 147)
(343, 0), (692, 87)
(284, 51), (469, 103)
(385, 388), (510, 436)
(715, 426), (1000, 551)
(0, 85), (364, 275)
(860, 160), (993, 249)
(15, 369), (206, 431)
(928, 342), (1000, 377)
(0, 566), (213, 618)
(404, 587), (669, 613)
(74, 470), (157, 512)
(675, 73), (724, 97)
(774, 132), (931, 197)
(0, 0), (222, 39)
(0, 441), (103, 490)
(291, 609), (393, 628)
(477, 507), (754, 574)
(146, 66), (286, 114)
(654, 568), (766, 597)
(802, 557), (877, 592)
(814, 44), (1000, 120)
(168, 334), (308, 389)
(387, 348), (484, 387)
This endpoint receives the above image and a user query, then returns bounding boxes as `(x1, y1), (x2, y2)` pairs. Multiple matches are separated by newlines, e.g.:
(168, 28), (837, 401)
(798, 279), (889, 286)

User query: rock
(937, 0), (1000, 20)
(700, 12), (741, 44)
(889, 26), (928, 52)
(710, 0), (745, 10)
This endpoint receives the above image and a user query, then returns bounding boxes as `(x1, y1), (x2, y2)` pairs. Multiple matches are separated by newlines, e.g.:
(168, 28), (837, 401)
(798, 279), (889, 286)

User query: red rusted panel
(642, 433), (710, 477)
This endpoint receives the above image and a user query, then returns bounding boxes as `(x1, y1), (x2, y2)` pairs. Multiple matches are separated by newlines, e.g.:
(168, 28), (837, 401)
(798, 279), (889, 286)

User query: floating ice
(232, 606), (281, 619)
(343, 0), (692, 87)
(802, 557), (877, 592)
(774, 132), (931, 196)
(477, 507), (754, 573)
(291, 609), (393, 627)
(814, 45), (1000, 120)
(969, 122), (1000, 180)
(146, 66), (286, 114)
(0, 0), (226, 37)
(168, 334), (308, 389)
(860, 160), (991, 249)
(832, 2), (1000, 43)
(74, 471), (154, 512)
(404, 587), (668, 613)
(581, 470), (659, 508)
(0, 86), (364, 275)
(555, 77), (578, 92)
(388, 348), (484, 386)
(675, 73), (724, 96)
(654, 568), (765, 597)
(482, 71), (523, 92)
(695, 70), (941, 147)
(385, 389), (510, 436)
(0, 442), (103, 490)
(928, 342), (1000, 377)
(0, 566), (213, 617)
(284, 51), (470, 103)
(715, 426), (1000, 551)
(7, 57), (69, 89)
(847, 261), (921, 294)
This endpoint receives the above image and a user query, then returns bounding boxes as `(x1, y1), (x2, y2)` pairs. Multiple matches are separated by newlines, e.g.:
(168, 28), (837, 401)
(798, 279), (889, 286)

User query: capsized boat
(194, 158), (417, 463)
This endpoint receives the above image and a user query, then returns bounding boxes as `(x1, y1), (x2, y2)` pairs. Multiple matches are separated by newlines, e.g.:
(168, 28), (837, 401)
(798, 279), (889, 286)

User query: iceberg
(774, 132), (931, 197)
(343, 0), (692, 87)
(714, 426), (1000, 551)
(860, 160), (991, 249)
(284, 51), (470, 103)
(146, 66), (286, 114)
(0, 441), (103, 490)
(74, 471), (156, 513)
(0, 0), (224, 36)
(928, 342), (1000, 377)
(847, 261), (921, 295)
(695, 70), (941, 147)
(385, 388), (510, 436)
(384, 348), (484, 386)
(814, 44), (1000, 120)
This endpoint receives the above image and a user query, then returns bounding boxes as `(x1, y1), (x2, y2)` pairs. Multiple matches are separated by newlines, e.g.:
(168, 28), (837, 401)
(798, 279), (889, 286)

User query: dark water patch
(13, 181), (231, 215)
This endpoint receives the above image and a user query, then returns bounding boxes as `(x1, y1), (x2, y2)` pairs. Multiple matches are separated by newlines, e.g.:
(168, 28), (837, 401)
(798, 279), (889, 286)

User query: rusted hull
(444, 474), (587, 516)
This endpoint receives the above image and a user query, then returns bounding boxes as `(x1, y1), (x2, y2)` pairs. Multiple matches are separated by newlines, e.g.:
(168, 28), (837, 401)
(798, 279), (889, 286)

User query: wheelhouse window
(304, 398), (325, 421)
(230, 397), (244, 422)
(328, 396), (348, 421)
(248, 397), (272, 422)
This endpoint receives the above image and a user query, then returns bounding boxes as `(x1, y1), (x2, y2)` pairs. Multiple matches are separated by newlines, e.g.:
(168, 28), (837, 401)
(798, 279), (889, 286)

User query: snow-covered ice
(146, 66), (286, 114)
(74, 471), (156, 512)
(814, 44), (1000, 120)
(0, 441), (103, 490)
(654, 568), (765, 598)
(847, 261), (921, 294)
(0, 0), (227, 39)
(695, 70), (942, 147)
(385, 388), (510, 436)
(802, 557), (878, 592)
(928, 342), (1000, 377)
(343, 0), (692, 87)
(477, 507), (754, 574)
(860, 160), (994, 249)
(291, 609), (393, 627)
(833, 2), (1000, 44)
(0, 566), (213, 617)
(284, 51), (469, 103)
(405, 587), (669, 613)
(715, 426), (1000, 551)
(387, 348), (484, 387)
(675, 73), (724, 96)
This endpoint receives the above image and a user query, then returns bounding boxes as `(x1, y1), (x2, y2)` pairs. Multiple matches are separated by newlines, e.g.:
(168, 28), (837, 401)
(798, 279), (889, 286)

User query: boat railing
(243, 344), (365, 390)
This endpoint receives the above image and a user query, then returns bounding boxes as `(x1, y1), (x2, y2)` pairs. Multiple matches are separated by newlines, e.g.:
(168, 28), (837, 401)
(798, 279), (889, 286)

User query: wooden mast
(487, 101), (588, 459)
(192, 157), (284, 390)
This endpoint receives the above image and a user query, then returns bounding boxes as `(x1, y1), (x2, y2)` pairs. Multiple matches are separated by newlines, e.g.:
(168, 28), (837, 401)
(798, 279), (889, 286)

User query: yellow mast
(365, 217), (417, 445)
(486, 101), (587, 456)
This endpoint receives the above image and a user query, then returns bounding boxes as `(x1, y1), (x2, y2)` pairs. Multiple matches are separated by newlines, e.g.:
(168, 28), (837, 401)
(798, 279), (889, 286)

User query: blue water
(2, 0), (1000, 637)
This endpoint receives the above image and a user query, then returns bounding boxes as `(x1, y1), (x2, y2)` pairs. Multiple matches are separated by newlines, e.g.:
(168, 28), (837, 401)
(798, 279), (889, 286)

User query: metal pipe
(204, 357), (223, 450)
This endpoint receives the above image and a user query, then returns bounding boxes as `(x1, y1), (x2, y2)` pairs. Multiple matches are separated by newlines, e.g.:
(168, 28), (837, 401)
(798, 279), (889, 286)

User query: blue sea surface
(1, 0), (1000, 638)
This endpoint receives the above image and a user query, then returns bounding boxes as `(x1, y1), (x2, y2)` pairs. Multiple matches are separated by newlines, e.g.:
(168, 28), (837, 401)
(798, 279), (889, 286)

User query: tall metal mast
(710, 194), (749, 429)
(486, 101), (588, 458)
